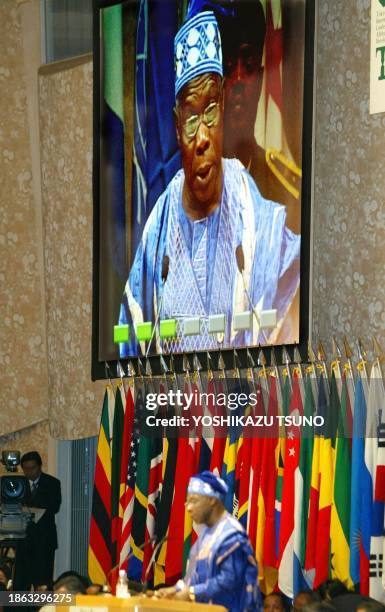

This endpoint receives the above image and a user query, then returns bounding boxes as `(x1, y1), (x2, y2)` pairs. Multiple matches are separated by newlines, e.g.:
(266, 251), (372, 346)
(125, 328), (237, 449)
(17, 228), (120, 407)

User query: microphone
(145, 255), (170, 358)
(235, 245), (267, 343)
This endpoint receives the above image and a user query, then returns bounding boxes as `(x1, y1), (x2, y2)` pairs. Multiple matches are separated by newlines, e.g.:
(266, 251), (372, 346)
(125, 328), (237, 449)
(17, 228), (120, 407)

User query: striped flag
(111, 382), (125, 568)
(118, 386), (137, 572)
(313, 374), (335, 588)
(350, 374), (368, 589)
(330, 374), (352, 587)
(88, 385), (115, 584)
(141, 427), (163, 582)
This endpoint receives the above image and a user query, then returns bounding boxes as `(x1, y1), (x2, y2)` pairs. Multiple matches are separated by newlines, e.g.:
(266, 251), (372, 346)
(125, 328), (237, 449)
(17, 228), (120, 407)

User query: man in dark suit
(14, 451), (61, 590)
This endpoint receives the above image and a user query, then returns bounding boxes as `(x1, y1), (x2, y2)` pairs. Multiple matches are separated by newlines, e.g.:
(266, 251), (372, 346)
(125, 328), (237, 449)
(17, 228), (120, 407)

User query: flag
(247, 383), (264, 554)
(278, 373), (303, 598)
(313, 374), (336, 588)
(373, 366), (385, 597)
(221, 379), (244, 516)
(141, 420), (163, 583)
(127, 385), (151, 581)
(350, 375), (368, 589)
(153, 396), (179, 586)
(180, 378), (203, 576)
(118, 386), (137, 571)
(365, 361), (385, 601)
(165, 378), (201, 584)
(274, 373), (291, 561)
(330, 374), (352, 587)
(293, 373), (315, 595)
(236, 433), (252, 530)
(88, 385), (114, 584)
(111, 382), (126, 568)
(257, 374), (279, 594)
(208, 375), (227, 475)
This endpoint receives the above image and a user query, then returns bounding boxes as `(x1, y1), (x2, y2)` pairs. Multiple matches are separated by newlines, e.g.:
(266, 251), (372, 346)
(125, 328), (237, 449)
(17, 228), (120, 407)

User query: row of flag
(88, 344), (385, 602)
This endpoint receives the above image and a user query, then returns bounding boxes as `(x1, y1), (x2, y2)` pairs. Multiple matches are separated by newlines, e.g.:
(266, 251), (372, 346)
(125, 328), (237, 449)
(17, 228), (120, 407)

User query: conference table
(57, 594), (227, 611)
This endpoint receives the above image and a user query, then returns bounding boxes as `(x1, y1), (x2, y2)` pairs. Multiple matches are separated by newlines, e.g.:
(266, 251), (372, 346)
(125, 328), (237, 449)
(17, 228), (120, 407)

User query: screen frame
(91, 0), (316, 380)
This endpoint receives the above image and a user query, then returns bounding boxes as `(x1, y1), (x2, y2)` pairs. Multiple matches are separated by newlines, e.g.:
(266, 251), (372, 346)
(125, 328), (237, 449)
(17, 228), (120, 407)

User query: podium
(58, 595), (227, 611)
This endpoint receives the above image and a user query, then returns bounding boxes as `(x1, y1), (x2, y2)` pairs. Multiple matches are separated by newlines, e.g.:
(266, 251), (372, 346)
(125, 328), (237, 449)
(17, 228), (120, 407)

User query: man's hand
(174, 588), (191, 601)
(154, 586), (177, 599)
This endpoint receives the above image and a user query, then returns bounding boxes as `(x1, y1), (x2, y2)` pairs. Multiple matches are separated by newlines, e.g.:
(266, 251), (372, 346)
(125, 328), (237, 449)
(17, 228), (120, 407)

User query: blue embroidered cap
(174, 11), (223, 99)
(188, 470), (229, 500)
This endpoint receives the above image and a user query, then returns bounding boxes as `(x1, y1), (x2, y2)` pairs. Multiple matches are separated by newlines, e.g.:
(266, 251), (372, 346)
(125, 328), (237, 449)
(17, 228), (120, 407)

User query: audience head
(264, 591), (291, 611)
(302, 603), (336, 612)
(316, 579), (348, 601)
(86, 584), (103, 595)
(54, 572), (89, 595)
(293, 590), (320, 610)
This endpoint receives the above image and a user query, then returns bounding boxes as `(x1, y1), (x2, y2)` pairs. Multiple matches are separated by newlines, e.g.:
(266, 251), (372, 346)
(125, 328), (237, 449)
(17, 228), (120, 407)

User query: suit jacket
(24, 472), (61, 550)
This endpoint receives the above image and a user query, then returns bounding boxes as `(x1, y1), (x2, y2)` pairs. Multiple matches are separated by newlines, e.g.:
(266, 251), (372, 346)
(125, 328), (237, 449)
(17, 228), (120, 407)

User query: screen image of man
(119, 6), (300, 357)
(13, 451), (61, 590)
(155, 471), (262, 611)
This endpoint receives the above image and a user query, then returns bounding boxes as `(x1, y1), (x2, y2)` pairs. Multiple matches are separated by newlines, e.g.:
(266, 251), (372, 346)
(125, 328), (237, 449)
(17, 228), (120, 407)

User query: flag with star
(278, 373), (303, 598)
(127, 385), (150, 581)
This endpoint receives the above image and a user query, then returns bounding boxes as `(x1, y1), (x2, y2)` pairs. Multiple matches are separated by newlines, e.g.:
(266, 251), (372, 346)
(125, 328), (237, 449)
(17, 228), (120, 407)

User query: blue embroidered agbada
(119, 158), (300, 356)
(184, 512), (262, 611)
(175, 472), (262, 611)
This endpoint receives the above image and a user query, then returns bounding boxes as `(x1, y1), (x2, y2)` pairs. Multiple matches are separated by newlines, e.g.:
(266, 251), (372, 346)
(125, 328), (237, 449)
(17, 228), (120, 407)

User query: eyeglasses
(182, 101), (220, 140)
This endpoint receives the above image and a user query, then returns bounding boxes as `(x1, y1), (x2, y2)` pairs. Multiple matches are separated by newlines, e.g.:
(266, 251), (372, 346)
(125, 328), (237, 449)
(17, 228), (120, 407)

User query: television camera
(0, 451), (33, 538)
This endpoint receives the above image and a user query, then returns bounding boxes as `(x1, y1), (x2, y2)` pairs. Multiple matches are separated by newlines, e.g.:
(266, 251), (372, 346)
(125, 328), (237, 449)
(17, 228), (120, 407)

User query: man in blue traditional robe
(119, 8), (300, 357)
(155, 471), (262, 611)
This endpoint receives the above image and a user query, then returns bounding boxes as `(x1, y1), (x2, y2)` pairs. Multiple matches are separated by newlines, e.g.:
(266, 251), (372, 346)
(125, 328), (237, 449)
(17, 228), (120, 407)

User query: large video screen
(94, 0), (312, 367)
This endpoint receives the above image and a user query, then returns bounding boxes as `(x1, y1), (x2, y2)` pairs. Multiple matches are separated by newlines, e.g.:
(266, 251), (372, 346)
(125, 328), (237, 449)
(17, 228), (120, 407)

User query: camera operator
(13, 452), (61, 591)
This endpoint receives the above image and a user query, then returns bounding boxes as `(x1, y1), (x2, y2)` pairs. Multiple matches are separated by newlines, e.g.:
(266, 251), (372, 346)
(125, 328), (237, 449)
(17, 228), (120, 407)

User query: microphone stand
(145, 256), (170, 358)
(235, 245), (268, 344)
(142, 534), (169, 596)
